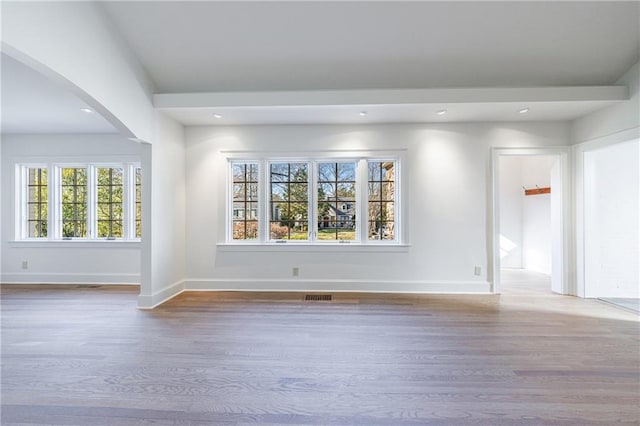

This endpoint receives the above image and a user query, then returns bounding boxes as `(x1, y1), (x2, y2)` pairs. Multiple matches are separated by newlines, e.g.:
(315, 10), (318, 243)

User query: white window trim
(14, 160), (141, 243)
(15, 163), (50, 241)
(223, 150), (405, 247)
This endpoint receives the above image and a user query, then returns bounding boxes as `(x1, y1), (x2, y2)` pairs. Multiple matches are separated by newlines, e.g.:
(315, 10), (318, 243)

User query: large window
(17, 163), (141, 241)
(228, 156), (400, 244)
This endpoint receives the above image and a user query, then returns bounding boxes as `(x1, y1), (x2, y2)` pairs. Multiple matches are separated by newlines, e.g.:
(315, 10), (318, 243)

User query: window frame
(229, 161), (261, 241)
(14, 161), (141, 243)
(224, 151), (404, 246)
(17, 163), (50, 240)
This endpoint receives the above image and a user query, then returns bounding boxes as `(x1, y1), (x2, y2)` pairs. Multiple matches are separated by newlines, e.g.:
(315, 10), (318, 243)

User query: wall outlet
(474, 266), (481, 276)
(21, 260), (28, 270)
(292, 267), (299, 277)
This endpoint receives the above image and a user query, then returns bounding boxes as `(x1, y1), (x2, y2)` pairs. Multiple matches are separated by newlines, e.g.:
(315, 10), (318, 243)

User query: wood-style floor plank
(1, 273), (638, 425)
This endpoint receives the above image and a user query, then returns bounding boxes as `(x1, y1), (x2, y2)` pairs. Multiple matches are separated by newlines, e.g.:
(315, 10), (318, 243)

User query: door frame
(490, 147), (572, 295)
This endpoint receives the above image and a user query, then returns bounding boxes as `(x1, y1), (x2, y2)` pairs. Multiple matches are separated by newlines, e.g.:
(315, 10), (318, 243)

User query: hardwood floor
(1, 276), (638, 425)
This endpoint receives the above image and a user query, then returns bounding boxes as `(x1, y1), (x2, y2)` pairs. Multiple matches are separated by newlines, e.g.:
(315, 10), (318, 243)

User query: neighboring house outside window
(269, 162), (309, 241)
(232, 162), (259, 240)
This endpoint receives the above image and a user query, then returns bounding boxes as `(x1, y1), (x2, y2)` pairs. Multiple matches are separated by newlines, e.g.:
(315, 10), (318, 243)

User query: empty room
(1, 1), (639, 425)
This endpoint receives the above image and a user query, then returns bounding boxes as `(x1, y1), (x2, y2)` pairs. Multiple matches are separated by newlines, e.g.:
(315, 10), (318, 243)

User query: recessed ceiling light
(359, 111), (367, 116)
(80, 108), (94, 113)
(519, 107), (530, 114)
(436, 109), (447, 115)
(213, 113), (222, 119)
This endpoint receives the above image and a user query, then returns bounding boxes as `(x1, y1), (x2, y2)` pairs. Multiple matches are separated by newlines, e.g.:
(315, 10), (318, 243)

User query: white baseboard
(1, 272), (140, 285)
(184, 278), (491, 294)
(137, 280), (185, 309)
(2, 276), (491, 309)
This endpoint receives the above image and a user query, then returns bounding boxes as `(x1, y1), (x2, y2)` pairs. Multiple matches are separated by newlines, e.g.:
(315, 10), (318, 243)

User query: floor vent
(305, 294), (333, 302)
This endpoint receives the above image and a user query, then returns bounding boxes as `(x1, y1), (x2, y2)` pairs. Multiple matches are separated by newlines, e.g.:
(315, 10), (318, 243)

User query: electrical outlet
(474, 266), (481, 276)
(21, 260), (28, 270)
(292, 267), (299, 277)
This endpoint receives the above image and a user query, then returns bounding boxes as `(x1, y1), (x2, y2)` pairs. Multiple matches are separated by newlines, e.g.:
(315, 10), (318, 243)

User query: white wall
(498, 156), (523, 267)
(184, 122), (569, 293)
(573, 62), (639, 145)
(1, 134), (142, 284)
(572, 60), (640, 297)
(584, 139), (639, 298)
(137, 111), (187, 307)
(521, 157), (554, 274)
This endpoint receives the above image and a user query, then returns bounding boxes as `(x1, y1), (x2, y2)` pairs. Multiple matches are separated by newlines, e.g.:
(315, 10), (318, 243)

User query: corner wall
(184, 122), (569, 293)
(572, 60), (640, 297)
(583, 139), (639, 298)
(137, 111), (187, 308)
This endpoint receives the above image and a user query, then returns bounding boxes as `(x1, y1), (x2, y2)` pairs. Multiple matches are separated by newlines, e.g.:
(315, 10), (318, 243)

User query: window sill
(216, 242), (410, 253)
(8, 240), (142, 249)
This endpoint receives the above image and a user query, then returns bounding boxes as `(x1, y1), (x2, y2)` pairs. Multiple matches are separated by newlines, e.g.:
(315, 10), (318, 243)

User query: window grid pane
(97, 168), (124, 238)
(368, 161), (396, 240)
(270, 162), (308, 240)
(61, 168), (88, 238)
(135, 167), (142, 238)
(317, 162), (356, 241)
(27, 168), (48, 238)
(232, 163), (259, 240)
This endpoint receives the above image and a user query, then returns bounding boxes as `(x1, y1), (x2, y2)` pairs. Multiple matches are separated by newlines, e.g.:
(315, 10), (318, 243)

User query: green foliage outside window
(61, 168), (88, 238)
(27, 168), (48, 238)
(97, 168), (124, 238)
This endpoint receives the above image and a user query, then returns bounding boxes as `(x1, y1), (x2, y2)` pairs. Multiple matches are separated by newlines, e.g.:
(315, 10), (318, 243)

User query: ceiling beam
(154, 86), (628, 109)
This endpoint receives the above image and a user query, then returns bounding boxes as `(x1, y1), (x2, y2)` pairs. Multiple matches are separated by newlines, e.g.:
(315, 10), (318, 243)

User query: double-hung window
(60, 167), (88, 238)
(317, 161), (357, 241)
(228, 154), (401, 244)
(16, 163), (141, 241)
(24, 166), (49, 238)
(269, 162), (309, 240)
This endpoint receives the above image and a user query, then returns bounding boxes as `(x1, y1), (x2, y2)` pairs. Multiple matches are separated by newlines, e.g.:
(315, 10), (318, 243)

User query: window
(270, 162), (309, 240)
(16, 163), (141, 242)
(96, 167), (124, 238)
(135, 167), (142, 238)
(26, 167), (48, 238)
(227, 155), (401, 244)
(61, 167), (88, 238)
(232, 162), (259, 240)
(368, 161), (396, 241)
(317, 162), (356, 241)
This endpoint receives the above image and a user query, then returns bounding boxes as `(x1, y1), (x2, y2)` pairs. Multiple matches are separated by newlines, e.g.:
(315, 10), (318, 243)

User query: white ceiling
(102, 1), (639, 126)
(103, 1), (640, 92)
(2, 2), (638, 132)
(1, 54), (117, 134)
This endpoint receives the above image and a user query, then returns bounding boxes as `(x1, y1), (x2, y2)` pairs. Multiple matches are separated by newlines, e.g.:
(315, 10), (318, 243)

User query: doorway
(491, 148), (569, 295)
